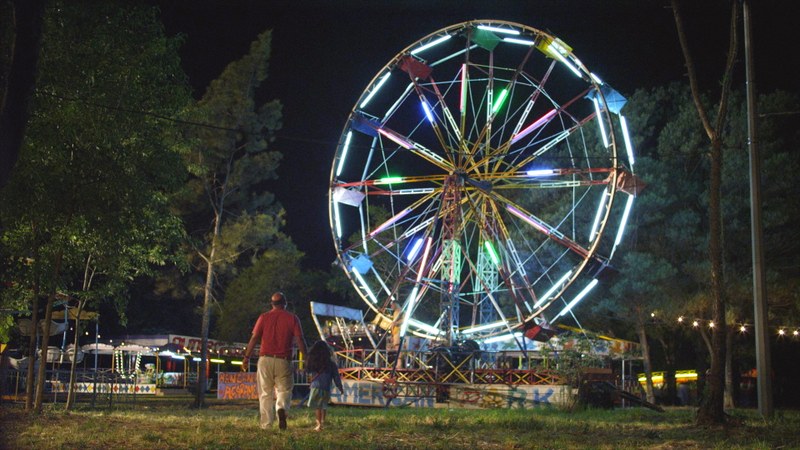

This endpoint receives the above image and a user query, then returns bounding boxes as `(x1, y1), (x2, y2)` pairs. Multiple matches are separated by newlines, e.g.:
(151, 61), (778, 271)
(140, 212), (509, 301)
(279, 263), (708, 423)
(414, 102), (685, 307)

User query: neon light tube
(483, 332), (522, 344)
(360, 72), (391, 109)
(512, 109), (557, 144)
(532, 270), (573, 309)
(619, 115), (635, 166)
(590, 72), (604, 85)
(376, 176), (404, 185)
(407, 318), (440, 335)
(547, 41), (582, 78)
(415, 237), (433, 283)
(460, 64), (467, 114)
(351, 267), (378, 303)
(333, 202), (342, 238)
(526, 169), (556, 177)
(406, 237), (424, 262)
(593, 97), (609, 148)
(171, 354), (186, 360)
(504, 37), (535, 46)
(410, 34), (452, 55)
(506, 205), (549, 236)
(192, 357), (201, 362)
(378, 128), (413, 149)
(421, 100), (434, 122)
(613, 194), (635, 247)
(477, 25), (520, 35)
(210, 358), (225, 364)
(461, 320), (507, 335)
(556, 279), (598, 318)
(335, 131), (352, 177)
(484, 241), (500, 265)
(369, 207), (411, 237)
(589, 188), (608, 242)
(231, 361), (243, 366)
(491, 88), (509, 114)
(400, 286), (419, 336)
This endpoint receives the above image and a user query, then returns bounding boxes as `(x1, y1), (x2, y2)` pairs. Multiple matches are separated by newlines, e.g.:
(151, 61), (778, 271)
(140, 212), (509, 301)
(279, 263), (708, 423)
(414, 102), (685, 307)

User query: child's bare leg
(315, 409), (323, 431)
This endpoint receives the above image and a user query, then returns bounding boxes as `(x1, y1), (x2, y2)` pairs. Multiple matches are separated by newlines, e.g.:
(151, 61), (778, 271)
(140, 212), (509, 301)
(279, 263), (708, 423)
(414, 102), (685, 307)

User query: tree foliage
(0, 0), (190, 410)
(174, 30), (285, 408)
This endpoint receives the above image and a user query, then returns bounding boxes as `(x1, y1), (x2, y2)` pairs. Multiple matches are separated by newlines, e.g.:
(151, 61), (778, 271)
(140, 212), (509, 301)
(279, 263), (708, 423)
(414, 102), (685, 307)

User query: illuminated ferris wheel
(328, 20), (639, 347)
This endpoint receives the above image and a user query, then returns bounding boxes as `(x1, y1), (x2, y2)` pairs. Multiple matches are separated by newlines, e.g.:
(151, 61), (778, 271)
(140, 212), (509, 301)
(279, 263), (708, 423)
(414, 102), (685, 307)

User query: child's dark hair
(307, 340), (333, 373)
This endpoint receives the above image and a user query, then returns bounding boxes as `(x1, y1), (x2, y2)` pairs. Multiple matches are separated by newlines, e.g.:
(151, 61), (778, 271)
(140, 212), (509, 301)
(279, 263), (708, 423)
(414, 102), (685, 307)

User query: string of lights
(667, 314), (800, 338)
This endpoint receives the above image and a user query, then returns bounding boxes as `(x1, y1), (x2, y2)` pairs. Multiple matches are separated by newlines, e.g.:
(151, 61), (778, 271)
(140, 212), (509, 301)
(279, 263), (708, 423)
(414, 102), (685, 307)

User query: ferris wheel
(329, 20), (639, 348)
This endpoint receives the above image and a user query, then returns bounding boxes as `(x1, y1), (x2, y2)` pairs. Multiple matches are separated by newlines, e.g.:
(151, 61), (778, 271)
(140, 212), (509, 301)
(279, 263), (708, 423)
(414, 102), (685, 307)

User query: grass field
(1, 396), (798, 449)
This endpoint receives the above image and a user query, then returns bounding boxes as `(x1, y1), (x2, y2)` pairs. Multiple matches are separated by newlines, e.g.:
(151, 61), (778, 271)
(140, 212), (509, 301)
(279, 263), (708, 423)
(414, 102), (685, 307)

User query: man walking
(243, 292), (307, 430)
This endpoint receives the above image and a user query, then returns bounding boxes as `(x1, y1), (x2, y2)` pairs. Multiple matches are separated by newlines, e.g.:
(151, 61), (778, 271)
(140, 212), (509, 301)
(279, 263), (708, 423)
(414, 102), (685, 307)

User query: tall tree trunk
(195, 212), (221, 408)
(66, 298), (87, 410)
(724, 328), (735, 409)
(636, 321), (656, 404)
(698, 134), (728, 424)
(66, 255), (94, 409)
(24, 290), (39, 410)
(0, 0), (45, 188)
(672, 0), (738, 425)
(34, 251), (62, 412)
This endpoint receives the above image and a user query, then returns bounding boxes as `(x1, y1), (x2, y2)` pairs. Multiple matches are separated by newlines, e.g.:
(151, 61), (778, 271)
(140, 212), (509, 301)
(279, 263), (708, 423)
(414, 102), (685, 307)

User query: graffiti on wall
(447, 384), (567, 409)
(331, 380), (568, 409)
(217, 372), (257, 400)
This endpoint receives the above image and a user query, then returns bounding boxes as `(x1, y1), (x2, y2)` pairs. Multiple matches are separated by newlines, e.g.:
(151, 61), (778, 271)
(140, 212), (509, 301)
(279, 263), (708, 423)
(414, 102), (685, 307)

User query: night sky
(154, 0), (797, 270)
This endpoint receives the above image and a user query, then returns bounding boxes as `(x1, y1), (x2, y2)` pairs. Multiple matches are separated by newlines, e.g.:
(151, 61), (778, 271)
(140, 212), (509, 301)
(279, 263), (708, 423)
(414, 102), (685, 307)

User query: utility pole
(743, 0), (773, 419)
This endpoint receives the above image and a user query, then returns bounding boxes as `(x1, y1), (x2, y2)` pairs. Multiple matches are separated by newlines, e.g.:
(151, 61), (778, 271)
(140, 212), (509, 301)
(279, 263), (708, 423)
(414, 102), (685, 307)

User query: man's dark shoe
(277, 408), (287, 430)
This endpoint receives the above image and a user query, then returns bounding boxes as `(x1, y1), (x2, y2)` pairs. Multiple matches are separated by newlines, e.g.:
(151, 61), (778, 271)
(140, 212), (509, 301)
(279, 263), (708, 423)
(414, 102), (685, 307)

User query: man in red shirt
(243, 292), (307, 430)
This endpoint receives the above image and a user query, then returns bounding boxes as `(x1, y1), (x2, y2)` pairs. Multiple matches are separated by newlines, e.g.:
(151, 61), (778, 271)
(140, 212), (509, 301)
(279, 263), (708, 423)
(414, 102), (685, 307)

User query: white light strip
(351, 267), (378, 303)
(400, 286), (419, 336)
(526, 169), (556, 177)
(532, 270), (573, 309)
(556, 279), (599, 318)
(335, 131), (353, 177)
(360, 72), (391, 109)
(406, 237), (424, 262)
(619, 115), (635, 166)
(590, 72), (604, 85)
(483, 332), (522, 344)
(593, 97), (609, 148)
(612, 194), (635, 255)
(333, 201), (342, 238)
(589, 188), (608, 242)
(460, 64), (467, 114)
(547, 42), (582, 78)
(503, 37), (535, 46)
(407, 318), (440, 335)
(477, 25), (520, 35)
(410, 34), (452, 55)
(461, 320), (507, 335)
(421, 100), (434, 122)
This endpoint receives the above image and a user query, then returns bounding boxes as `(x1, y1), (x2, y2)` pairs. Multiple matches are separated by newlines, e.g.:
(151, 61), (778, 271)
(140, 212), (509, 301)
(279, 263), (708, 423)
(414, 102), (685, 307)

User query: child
(306, 340), (343, 431)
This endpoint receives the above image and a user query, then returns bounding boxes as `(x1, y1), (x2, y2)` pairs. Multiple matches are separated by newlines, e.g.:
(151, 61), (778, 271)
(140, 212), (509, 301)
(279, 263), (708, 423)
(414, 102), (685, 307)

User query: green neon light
(484, 241), (500, 265)
(491, 88), (509, 114)
(377, 176), (404, 185)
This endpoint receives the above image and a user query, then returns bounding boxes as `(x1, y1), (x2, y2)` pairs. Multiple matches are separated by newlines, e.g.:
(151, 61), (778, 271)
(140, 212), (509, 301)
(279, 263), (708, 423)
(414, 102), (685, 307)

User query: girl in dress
(306, 340), (343, 431)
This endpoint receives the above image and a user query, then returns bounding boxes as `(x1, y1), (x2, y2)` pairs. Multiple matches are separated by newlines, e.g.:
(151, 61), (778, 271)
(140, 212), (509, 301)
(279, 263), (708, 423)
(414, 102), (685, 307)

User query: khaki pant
(257, 356), (293, 429)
